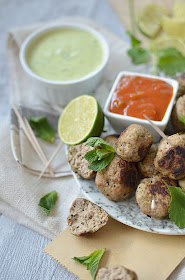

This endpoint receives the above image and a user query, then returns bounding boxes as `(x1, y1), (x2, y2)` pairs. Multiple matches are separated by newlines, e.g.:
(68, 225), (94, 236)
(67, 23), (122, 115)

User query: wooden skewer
(12, 105), (54, 177)
(24, 118), (54, 177)
(38, 141), (63, 180)
(143, 114), (174, 147)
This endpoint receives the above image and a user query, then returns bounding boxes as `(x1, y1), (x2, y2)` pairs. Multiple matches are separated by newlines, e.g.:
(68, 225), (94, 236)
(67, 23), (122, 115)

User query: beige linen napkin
(3, 16), (151, 239)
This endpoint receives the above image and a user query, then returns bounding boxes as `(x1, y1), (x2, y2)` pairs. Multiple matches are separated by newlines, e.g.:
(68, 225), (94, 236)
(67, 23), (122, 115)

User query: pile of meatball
(67, 78), (185, 221)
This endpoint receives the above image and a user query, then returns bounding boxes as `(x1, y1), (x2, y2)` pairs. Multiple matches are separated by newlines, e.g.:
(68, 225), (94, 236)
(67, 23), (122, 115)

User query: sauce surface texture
(109, 75), (173, 121)
(26, 28), (103, 81)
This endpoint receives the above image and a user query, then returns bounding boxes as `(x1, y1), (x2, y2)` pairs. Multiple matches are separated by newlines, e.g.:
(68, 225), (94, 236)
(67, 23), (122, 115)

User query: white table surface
(0, 1), (185, 279)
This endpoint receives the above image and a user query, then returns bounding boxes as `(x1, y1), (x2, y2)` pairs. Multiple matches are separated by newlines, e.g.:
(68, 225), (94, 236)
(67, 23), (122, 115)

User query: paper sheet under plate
(43, 217), (185, 280)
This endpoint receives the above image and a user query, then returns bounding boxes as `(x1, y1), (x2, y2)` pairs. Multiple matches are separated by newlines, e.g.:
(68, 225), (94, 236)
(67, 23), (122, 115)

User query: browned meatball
(67, 142), (95, 179)
(154, 133), (185, 180)
(175, 74), (185, 97)
(95, 155), (137, 201)
(96, 266), (138, 280)
(178, 178), (185, 193)
(136, 175), (177, 219)
(137, 145), (159, 178)
(171, 95), (185, 132)
(104, 134), (118, 149)
(115, 124), (153, 162)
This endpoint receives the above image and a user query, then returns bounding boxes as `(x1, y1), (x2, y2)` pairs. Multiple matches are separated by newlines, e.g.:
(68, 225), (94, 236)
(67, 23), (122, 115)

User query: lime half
(150, 36), (185, 56)
(137, 4), (170, 38)
(58, 95), (104, 145)
(173, 0), (185, 19)
(161, 16), (185, 39)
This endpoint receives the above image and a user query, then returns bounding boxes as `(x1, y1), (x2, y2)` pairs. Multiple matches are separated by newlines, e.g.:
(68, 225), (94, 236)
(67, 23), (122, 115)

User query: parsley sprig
(163, 180), (185, 228)
(84, 137), (114, 171)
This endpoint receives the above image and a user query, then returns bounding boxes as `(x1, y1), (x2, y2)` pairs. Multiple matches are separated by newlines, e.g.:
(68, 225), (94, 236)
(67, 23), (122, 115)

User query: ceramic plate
(72, 173), (185, 235)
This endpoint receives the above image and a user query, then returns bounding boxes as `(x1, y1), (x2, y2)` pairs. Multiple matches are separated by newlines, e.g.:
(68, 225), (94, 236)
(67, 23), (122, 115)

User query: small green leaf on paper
(73, 248), (106, 280)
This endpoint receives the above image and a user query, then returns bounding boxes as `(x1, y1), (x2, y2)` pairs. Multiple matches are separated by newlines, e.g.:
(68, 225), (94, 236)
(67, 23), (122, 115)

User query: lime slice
(161, 16), (185, 39)
(150, 36), (185, 56)
(58, 95), (104, 145)
(173, 0), (185, 19)
(137, 4), (170, 38)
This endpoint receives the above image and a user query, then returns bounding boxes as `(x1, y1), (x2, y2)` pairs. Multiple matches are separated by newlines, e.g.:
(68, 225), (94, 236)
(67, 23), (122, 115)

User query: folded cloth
(4, 17), (151, 238)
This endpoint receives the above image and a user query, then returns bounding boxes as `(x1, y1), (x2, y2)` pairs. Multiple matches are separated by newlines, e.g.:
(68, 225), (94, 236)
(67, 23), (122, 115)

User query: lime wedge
(173, 0), (185, 19)
(150, 36), (185, 56)
(137, 4), (170, 38)
(58, 95), (104, 145)
(161, 16), (185, 39)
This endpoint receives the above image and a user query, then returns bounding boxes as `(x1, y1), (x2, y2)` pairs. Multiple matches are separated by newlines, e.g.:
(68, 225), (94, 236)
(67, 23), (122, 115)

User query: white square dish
(104, 71), (179, 142)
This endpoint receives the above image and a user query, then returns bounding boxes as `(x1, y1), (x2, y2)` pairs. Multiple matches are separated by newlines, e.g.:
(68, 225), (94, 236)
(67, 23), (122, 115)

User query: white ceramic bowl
(20, 23), (109, 106)
(104, 71), (179, 143)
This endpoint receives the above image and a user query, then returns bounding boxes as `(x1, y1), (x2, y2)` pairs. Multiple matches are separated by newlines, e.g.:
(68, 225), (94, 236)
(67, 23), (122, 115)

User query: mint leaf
(29, 116), (55, 143)
(127, 47), (150, 64)
(84, 150), (99, 162)
(86, 137), (114, 152)
(163, 180), (185, 228)
(73, 248), (106, 280)
(158, 48), (185, 76)
(180, 115), (185, 127)
(88, 153), (114, 171)
(85, 137), (115, 171)
(38, 191), (58, 216)
(127, 31), (141, 47)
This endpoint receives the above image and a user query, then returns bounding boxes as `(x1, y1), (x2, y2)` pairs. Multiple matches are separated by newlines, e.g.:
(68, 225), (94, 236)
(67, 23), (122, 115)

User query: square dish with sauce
(104, 71), (179, 142)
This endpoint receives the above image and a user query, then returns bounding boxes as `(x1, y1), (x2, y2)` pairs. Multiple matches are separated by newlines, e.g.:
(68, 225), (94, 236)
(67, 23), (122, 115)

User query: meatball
(136, 175), (177, 219)
(175, 74), (185, 97)
(171, 95), (185, 132)
(67, 142), (95, 179)
(178, 178), (185, 193)
(95, 155), (138, 201)
(104, 134), (118, 149)
(67, 198), (109, 236)
(137, 145), (159, 178)
(115, 124), (153, 162)
(154, 133), (185, 180)
(96, 266), (138, 280)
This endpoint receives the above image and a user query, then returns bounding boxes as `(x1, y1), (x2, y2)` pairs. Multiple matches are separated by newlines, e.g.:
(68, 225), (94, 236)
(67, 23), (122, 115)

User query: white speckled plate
(72, 173), (185, 235)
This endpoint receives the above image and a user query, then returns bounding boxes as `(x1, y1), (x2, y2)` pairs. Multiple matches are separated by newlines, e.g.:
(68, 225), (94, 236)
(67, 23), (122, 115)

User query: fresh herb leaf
(127, 47), (150, 64)
(29, 116), (55, 143)
(86, 137), (114, 152)
(85, 137), (115, 171)
(127, 31), (150, 65)
(88, 153), (114, 171)
(163, 180), (185, 228)
(180, 115), (185, 126)
(127, 31), (141, 47)
(84, 149), (99, 162)
(157, 48), (185, 76)
(73, 248), (106, 280)
(38, 191), (58, 216)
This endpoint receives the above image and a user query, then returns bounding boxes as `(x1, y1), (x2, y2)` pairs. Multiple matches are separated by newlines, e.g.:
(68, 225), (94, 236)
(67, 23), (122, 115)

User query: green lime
(150, 36), (185, 56)
(173, 0), (185, 19)
(161, 16), (185, 39)
(58, 95), (104, 145)
(137, 4), (170, 38)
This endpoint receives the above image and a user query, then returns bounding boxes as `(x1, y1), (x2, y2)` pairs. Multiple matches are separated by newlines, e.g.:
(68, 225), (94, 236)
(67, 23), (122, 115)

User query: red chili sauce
(109, 75), (173, 121)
